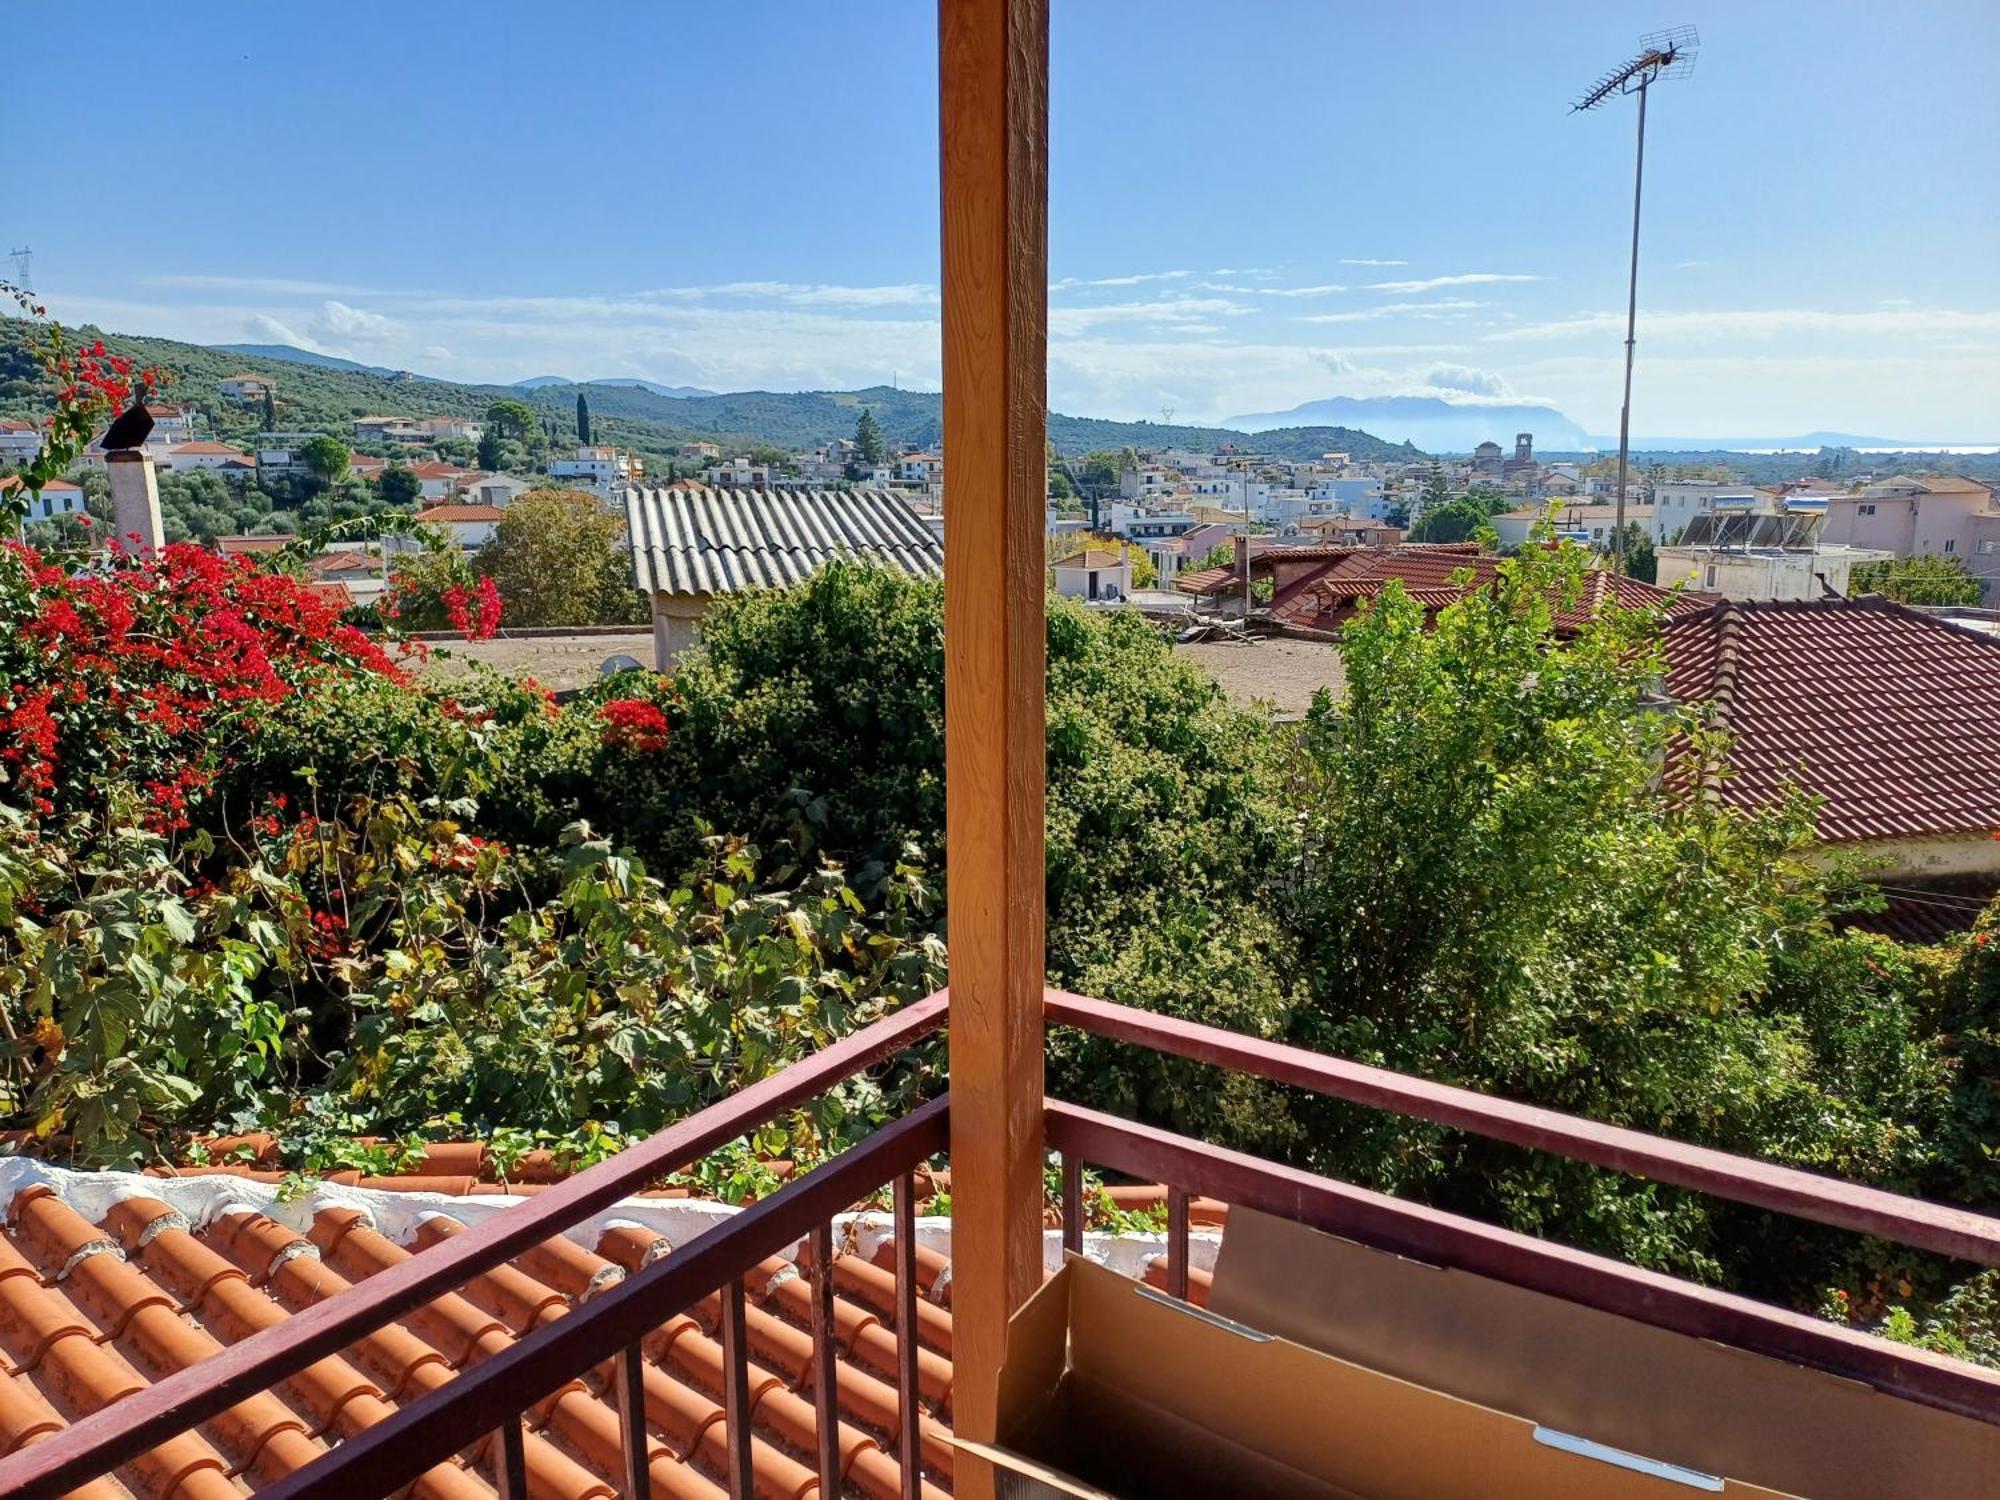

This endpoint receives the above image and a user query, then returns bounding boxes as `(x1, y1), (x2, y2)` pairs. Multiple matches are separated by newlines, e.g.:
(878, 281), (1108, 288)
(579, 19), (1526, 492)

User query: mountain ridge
(1228, 394), (1597, 452)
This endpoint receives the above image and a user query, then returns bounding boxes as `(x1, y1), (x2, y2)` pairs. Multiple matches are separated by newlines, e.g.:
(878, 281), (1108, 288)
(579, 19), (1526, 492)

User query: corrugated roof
(624, 488), (943, 598)
(1663, 596), (2000, 844)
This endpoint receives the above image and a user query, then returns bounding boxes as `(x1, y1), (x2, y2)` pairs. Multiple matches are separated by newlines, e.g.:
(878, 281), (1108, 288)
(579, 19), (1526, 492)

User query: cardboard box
(1209, 1208), (2000, 1500)
(960, 1252), (1809, 1499)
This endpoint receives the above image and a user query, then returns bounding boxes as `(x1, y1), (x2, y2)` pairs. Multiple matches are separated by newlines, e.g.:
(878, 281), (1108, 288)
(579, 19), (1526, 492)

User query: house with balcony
(160, 440), (255, 475)
(3, 12), (1996, 1500)
(1819, 475), (2000, 603)
(552, 445), (641, 498)
(217, 374), (274, 402)
(0, 416), (45, 464)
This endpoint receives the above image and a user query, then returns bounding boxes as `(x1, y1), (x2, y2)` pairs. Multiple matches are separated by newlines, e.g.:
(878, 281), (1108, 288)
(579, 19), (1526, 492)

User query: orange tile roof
(216, 536), (288, 555)
(1663, 596), (2000, 843)
(1050, 548), (1127, 570)
(0, 1165), (958, 1500)
(413, 504), (504, 523)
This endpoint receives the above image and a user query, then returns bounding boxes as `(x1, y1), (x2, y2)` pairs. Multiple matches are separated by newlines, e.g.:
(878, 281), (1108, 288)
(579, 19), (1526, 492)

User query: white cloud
(420, 345), (452, 362)
(1339, 258), (1407, 267)
(1487, 306), (2000, 344)
(1302, 300), (1485, 324)
(241, 313), (322, 351)
(144, 273), (389, 297)
(1424, 363), (1512, 397)
(308, 299), (402, 347)
(1364, 273), (1544, 294)
(1048, 297), (1252, 336)
(1050, 270), (1191, 292)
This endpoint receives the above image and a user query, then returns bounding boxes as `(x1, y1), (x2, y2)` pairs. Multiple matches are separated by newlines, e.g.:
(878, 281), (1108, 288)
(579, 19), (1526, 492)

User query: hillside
(1227, 394), (1596, 453)
(0, 318), (1418, 468)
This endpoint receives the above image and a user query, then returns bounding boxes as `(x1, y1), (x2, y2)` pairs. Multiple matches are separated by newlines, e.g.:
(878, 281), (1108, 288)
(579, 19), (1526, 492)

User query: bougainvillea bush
(0, 540), (403, 827)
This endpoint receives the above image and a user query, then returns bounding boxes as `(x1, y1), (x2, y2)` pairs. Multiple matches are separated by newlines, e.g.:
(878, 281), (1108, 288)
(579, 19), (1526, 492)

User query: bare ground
(401, 628), (1342, 712)
(1172, 636), (1345, 714)
(413, 632), (656, 691)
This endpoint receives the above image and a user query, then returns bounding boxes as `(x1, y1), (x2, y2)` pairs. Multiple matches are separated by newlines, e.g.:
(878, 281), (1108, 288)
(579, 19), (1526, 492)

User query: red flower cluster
(47, 337), (162, 428)
(599, 697), (669, 753)
(441, 575), (503, 641)
(2, 541), (404, 828)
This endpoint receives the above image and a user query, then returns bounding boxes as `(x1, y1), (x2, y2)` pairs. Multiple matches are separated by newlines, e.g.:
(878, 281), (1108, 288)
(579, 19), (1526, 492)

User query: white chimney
(105, 451), (164, 552)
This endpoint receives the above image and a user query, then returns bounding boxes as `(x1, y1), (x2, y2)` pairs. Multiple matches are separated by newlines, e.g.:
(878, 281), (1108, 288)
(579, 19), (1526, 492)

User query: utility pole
(1572, 27), (1698, 568)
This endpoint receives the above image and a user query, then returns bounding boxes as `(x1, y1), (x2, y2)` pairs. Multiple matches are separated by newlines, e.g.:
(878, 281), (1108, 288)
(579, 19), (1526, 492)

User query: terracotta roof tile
(0, 1168), (963, 1499)
(1664, 596), (2000, 843)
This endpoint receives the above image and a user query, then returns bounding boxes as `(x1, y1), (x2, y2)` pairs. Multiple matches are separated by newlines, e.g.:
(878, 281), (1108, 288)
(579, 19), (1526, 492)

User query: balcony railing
(3, 986), (1996, 1500)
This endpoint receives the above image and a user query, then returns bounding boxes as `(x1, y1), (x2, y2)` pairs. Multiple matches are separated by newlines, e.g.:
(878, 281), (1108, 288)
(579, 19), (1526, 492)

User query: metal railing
(6, 982), (1999, 1500)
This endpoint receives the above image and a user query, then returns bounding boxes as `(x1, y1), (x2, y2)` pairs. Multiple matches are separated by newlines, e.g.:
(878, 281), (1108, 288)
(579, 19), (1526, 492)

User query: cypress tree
(577, 391), (592, 446)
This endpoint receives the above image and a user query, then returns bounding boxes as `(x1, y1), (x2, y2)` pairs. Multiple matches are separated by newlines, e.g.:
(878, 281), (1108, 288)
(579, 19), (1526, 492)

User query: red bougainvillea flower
(441, 575), (503, 642)
(600, 697), (669, 753)
(1, 540), (404, 827)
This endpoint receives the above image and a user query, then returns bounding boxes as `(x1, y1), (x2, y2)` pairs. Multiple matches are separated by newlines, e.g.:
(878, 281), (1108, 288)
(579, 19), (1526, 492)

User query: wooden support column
(939, 0), (1049, 1491)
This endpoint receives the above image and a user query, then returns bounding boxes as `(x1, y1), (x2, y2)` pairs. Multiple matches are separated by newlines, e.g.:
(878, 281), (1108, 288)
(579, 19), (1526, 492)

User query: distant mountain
(1606, 431), (1997, 452)
(1228, 395), (1596, 453)
(211, 343), (410, 378)
(512, 376), (716, 398)
(19, 321), (1417, 473)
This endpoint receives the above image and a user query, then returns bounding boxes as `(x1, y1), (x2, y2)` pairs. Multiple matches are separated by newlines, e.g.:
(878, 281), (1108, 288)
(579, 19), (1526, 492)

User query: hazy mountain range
(1227, 395), (1597, 453)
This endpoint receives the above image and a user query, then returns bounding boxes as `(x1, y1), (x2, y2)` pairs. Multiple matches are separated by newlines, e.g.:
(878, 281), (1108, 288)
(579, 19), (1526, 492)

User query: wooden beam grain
(939, 0), (1050, 1492)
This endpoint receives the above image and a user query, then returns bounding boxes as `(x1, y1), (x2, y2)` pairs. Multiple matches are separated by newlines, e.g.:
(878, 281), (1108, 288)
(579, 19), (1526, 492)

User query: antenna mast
(1571, 26), (1699, 568)
(6, 246), (31, 291)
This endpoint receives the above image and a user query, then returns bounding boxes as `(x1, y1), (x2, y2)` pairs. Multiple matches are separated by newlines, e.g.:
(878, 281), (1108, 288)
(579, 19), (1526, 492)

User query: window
(1944, 539), (1958, 554)
(1979, 540), (1998, 556)
(1704, 564), (1719, 589)
(1858, 503), (1876, 516)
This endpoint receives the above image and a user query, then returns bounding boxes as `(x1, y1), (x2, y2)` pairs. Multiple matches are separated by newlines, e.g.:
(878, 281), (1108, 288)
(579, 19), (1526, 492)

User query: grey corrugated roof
(623, 486), (945, 597)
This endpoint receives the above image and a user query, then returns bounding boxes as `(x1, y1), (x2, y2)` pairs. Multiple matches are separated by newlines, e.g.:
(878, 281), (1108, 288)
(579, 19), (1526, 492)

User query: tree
(1078, 449), (1123, 487)
(378, 464), (422, 509)
(477, 429), (505, 471)
(1276, 543), (1955, 1287)
(576, 391), (592, 446)
(1409, 498), (1492, 544)
(484, 398), (539, 446)
(261, 388), (277, 429)
(1850, 553), (1982, 607)
(300, 435), (350, 490)
(472, 487), (646, 628)
(1419, 464), (1453, 512)
(853, 408), (886, 466)
(1619, 523), (1657, 582)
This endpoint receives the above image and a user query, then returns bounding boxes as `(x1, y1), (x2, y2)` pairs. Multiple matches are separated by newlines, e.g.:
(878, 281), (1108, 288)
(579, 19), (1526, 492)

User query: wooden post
(940, 0), (1049, 1492)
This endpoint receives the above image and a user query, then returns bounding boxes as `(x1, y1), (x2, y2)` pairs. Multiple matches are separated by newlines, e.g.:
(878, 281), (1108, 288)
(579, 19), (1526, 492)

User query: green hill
(0, 318), (1420, 470)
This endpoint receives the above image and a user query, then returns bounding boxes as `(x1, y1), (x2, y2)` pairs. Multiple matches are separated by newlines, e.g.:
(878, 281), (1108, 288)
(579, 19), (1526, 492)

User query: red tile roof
(216, 536), (289, 556)
(1663, 597), (2000, 843)
(0, 1165), (958, 1500)
(413, 504), (504, 524)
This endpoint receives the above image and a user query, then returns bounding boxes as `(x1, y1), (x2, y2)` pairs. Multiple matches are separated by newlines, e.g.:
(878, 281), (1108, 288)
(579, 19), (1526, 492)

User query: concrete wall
(649, 593), (710, 669)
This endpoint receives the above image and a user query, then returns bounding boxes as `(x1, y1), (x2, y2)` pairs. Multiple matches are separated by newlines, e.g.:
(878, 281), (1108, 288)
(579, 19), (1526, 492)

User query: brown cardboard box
(1210, 1208), (2000, 1500)
(959, 1252), (1808, 1499)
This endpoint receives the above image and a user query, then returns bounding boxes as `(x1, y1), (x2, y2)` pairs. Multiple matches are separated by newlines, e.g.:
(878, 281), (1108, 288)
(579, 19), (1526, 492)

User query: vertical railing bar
(1167, 1186), (1190, 1301)
(1060, 1154), (1083, 1257)
(614, 1341), (651, 1500)
(720, 1278), (754, 1500)
(809, 1221), (842, 1500)
(893, 1172), (922, 1500)
(494, 1416), (528, 1500)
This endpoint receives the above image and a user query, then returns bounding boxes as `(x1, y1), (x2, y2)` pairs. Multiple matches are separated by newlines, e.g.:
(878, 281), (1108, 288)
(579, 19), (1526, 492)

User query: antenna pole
(1612, 76), (1648, 568)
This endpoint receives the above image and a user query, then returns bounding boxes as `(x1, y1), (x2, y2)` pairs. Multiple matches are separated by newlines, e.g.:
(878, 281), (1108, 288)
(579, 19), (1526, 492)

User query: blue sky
(6, 1), (1995, 437)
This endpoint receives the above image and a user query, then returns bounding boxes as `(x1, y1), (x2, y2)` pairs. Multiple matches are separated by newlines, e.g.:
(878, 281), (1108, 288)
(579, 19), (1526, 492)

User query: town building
(216, 374), (274, 402)
(551, 445), (641, 498)
(1819, 475), (2000, 603)
(624, 485), (943, 665)
(1049, 546), (1132, 603)
(1491, 502), (1656, 550)
(1655, 509), (1891, 601)
(0, 417), (45, 464)
(1662, 596), (2000, 882)
(408, 502), (504, 550)
(7, 476), (85, 524)
(161, 441), (256, 475)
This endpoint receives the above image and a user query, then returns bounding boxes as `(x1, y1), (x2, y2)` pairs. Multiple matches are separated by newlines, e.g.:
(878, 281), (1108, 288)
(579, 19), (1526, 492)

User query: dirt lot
(408, 627), (1342, 712)
(416, 632), (656, 691)
(1172, 636), (1345, 714)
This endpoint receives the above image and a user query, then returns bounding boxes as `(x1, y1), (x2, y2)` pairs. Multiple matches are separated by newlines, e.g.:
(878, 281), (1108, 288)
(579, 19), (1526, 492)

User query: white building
(408, 502), (504, 551)
(161, 441), (254, 474)
(14, 478), (86, 523)
(0, 418), (46, 464)
(1656, 542), (1892, 601)
(1650, 481), (1757, 545)
(145, 405), (198, 445)
(217, 374), (274, 402)
(701, 455), (770, 489)
(1050, 546), (1132, 603)
(461, 473), (533, 509)
(553, 445), (641, 497)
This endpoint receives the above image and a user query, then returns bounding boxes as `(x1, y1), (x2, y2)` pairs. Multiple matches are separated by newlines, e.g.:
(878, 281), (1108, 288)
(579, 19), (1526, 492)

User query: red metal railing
(1044, 988), (2000, 1427)
(2, 992), (950, 1500)
(5, 983), (1998, 1500)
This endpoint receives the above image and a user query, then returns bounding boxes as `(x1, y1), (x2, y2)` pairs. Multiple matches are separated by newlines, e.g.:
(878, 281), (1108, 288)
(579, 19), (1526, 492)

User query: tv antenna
(1572, 25), (1699, 566)
(7, 246), (31, 291)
